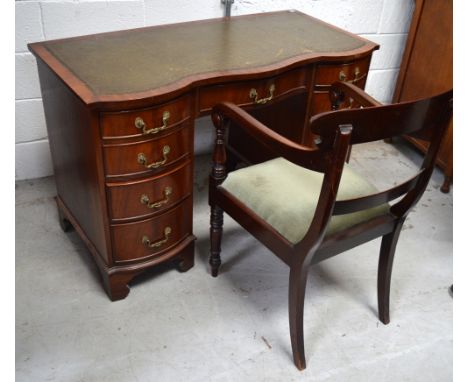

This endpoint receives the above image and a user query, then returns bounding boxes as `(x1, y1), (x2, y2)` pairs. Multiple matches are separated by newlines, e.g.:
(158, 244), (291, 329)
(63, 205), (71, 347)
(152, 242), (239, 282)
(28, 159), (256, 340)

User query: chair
(208, 81), (452, 370)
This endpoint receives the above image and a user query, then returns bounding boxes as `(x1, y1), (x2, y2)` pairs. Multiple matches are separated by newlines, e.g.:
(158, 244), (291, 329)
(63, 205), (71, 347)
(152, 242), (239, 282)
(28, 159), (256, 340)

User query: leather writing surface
(43, 11), (365, 96)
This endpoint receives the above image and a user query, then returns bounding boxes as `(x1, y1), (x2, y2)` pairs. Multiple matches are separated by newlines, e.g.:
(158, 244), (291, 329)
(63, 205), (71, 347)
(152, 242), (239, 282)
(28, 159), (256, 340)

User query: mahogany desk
(29, 10), (378, 300)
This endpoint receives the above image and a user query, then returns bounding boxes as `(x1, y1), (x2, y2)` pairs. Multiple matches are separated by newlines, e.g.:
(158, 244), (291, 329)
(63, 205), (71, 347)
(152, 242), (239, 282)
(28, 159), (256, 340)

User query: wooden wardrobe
(392, 0), (453, 192)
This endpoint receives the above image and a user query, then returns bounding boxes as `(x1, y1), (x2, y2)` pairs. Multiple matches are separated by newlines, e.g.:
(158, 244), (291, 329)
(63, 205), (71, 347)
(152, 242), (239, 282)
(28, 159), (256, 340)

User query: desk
(29, 10), (378, 300)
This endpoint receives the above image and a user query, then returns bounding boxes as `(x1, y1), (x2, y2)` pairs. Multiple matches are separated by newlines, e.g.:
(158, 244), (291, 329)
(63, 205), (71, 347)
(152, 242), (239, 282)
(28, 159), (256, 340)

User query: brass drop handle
(339, 67), (367, 84)
(142, 227), (171, 248)
(140, 187), (172, 209)
(137, 146), (170, 169)
(250, 84), (275, 104)
(135, 111), (170, 135)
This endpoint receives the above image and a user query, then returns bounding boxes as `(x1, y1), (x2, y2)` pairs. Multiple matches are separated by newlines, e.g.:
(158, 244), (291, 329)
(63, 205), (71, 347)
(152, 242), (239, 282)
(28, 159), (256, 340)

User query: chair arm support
(329, 81), (383, 109)
(212, 102), (321, 170)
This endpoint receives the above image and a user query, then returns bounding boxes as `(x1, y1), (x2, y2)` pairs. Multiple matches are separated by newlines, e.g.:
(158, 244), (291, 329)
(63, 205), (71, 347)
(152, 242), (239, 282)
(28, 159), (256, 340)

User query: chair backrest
(309, 89), (453, 148)
(299, 89), (452, 249)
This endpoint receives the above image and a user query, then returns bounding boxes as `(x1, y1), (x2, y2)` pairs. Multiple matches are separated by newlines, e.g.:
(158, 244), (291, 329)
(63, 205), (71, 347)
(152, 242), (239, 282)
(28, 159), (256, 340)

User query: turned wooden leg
(440, 175), (452, 193)
(57, 200), (73, 232)
(377, 220), (404, 324)
(209, 205), (223, 277)
(101, 271), (136, 301)
(288, 263), (309, 370)
(177, 242), (195, 272)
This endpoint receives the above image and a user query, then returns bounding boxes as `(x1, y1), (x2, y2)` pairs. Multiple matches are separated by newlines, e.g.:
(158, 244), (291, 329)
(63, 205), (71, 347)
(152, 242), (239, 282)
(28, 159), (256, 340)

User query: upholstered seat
(221, 157), (389, 244)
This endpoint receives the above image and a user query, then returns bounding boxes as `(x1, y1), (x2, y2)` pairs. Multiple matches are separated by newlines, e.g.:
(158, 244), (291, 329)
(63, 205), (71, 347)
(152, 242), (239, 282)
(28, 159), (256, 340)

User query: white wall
(15, 0), (414, 180)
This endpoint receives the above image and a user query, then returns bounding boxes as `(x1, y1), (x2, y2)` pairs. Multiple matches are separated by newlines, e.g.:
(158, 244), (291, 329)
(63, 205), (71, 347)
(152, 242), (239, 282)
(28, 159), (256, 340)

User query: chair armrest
(212, 102), (322, 170)
(329, 81), (383, 109)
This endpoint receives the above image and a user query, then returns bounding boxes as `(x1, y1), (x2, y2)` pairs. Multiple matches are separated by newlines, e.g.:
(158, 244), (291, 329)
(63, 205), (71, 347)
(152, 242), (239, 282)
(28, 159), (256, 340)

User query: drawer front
(111, 197), (192, 264)
(107, 160), (192, 221)
(103, 124), (192, 178)
(314, 57), (371, 88)
(100, 95), (191, 140)
(198, 67), (308, 114)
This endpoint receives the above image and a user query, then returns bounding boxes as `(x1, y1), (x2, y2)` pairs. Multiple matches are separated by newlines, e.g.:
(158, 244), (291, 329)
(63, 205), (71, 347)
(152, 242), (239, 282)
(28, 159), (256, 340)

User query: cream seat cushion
(220, 157), (389, 244)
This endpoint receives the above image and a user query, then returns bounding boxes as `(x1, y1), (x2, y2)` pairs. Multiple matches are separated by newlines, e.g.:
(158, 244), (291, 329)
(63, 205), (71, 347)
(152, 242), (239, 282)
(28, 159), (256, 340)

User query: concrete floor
(16, 139), (452, 381)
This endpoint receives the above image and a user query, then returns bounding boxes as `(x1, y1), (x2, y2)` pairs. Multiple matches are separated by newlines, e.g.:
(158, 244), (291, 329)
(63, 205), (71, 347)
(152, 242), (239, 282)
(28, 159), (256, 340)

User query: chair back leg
(377, 219), (405, 324)
(288, 262), (310, 370)
(210, 205), (224, 277)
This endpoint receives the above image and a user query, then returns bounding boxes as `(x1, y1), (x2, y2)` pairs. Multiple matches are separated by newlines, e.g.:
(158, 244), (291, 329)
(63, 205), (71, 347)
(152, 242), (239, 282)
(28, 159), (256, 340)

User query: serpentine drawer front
(314, 57), (371, 87)
(28, 10), (378, 300)
(100, 95), (192, 139)
(311, 57), (372, 117)
(102, 124), (192, 178)
(106, 160), (192, 222)
(111, 197), (193, 264)
(198, 67), (308, 114)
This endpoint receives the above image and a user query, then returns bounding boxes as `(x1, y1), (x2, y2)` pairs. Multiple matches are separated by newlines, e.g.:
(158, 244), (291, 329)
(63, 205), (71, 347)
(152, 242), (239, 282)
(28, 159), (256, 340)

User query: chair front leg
(377, 219), (405, 324)
(209, 205), (224, 277)
(209, 110), (228, 277)
(288, 262), (310, 370)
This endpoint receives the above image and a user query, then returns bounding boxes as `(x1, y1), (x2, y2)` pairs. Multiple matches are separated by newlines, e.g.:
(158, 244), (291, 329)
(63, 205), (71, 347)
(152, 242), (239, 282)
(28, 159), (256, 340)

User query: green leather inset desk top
(41, 11), (367, 97)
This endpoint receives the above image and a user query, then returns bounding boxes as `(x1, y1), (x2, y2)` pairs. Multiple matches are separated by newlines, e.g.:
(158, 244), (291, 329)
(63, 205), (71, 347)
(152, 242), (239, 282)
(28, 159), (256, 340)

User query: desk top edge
(28, 10), (379, 109)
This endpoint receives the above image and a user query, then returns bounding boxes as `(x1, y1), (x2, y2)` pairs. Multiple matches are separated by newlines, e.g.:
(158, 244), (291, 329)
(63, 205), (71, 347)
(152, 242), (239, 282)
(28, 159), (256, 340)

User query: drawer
(103, 123), (192, 178)
(111, 197), (192, 264)
(106, 160), (192, 221)
(100, 95), (191, 140)
(314, 57), (371, 87)
(198, 67), (308, 114)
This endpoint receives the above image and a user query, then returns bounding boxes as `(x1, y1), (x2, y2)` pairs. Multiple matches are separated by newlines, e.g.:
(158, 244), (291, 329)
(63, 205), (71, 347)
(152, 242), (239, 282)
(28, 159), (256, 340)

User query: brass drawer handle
(339, 67), (367, 84)
(140, 187), (172, 209)
(249, 84), (275, 104)
(142, 227), (171, 248)
(135, 111), (170, 135)
(137, 145), (171, 169)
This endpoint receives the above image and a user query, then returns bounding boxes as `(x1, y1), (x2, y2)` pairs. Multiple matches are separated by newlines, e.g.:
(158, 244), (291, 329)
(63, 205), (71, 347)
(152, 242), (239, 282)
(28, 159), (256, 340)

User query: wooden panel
(106, 160), (192, 222)
(198, 67), (308, 114)
(103, 124), (192, 178)
(395, 0), (452, 101)
(100, 94), (191, 139)
(392, 0), (452, 191)
(111, 197), (193, 264)
(37, 59), (111, 264)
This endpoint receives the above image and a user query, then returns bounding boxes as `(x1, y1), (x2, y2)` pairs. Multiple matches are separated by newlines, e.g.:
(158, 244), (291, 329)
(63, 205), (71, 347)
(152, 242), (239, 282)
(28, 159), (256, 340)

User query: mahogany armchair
(208, 82), (452, 370)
